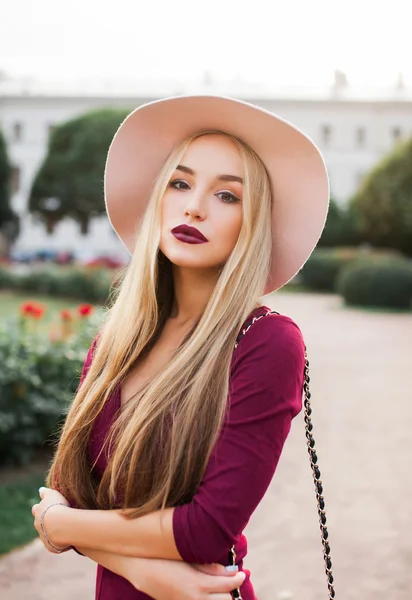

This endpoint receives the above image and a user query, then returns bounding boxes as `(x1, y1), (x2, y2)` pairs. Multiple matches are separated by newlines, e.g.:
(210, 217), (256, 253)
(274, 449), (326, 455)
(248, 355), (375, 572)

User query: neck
(169, 265), (219, 325)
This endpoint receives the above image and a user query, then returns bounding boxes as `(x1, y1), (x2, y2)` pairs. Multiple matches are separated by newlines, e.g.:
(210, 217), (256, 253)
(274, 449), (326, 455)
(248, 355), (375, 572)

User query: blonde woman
(31, 96), (329, 600)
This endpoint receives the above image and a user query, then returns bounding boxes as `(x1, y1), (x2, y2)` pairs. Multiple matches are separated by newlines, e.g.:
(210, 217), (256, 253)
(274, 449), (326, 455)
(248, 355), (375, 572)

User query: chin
(161, 241), (202, 260)
(160, 247), (216, 269)
(166, 255), (213, 269)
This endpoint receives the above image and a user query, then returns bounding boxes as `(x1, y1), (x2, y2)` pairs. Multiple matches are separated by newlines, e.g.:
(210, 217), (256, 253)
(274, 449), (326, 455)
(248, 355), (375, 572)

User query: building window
(10, 166), (21, 194)
(392, 126), (402, 142)
(321, 124), (332, 146)
(356, 127), (366, 148)
(13, 122), (23, 142)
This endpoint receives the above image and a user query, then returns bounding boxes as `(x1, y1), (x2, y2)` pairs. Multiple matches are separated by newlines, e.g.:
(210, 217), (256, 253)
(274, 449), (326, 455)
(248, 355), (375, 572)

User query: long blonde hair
(47, 130), (273, 517)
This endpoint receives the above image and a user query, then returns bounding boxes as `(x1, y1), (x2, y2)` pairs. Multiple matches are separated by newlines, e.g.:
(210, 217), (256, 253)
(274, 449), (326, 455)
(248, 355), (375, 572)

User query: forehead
(180, 134), (243, 175)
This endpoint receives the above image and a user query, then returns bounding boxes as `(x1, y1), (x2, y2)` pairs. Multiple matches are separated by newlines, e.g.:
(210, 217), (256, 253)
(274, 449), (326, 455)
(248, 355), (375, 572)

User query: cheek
(222, 210), (243, 244)
(212, 211), (242, 258)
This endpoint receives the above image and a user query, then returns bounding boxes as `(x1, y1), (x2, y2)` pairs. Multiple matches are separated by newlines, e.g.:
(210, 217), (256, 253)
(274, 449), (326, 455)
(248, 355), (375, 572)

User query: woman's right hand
(136, 558), (246, 599)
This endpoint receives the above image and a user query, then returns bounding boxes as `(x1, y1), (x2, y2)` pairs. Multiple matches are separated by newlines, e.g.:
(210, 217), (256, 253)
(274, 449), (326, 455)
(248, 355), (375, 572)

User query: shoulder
(233, 310), (305, 371)
(229, 311), (306, 417)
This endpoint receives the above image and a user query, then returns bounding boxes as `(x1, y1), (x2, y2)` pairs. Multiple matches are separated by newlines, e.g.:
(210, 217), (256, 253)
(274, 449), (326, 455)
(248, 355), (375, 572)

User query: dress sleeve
(172, 314), (305, 564)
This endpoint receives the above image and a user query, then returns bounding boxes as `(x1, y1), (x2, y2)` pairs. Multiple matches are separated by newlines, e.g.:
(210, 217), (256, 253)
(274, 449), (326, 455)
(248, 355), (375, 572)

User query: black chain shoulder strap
(227, 310), (336, 599)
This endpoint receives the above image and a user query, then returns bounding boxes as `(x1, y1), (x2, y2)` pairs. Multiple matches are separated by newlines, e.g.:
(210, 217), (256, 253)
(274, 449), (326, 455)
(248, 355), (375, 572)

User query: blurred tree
(317, 196), (358, 247)
(350, 137), (412, 255)
(29, 108), (130, 234)
(0, 129), (19, 252)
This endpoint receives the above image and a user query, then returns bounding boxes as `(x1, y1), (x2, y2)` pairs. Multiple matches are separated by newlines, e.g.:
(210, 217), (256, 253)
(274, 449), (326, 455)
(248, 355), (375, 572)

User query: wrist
(120, 556), (150, 590)
(45, 504), (73, 548)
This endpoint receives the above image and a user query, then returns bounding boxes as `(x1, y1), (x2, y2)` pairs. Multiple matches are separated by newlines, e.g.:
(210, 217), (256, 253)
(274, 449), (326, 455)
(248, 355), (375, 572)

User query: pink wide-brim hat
(104, 95), (330, 295)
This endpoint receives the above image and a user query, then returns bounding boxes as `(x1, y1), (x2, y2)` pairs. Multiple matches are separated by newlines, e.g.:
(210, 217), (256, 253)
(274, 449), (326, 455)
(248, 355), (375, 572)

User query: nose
(183, 189), (207, 220)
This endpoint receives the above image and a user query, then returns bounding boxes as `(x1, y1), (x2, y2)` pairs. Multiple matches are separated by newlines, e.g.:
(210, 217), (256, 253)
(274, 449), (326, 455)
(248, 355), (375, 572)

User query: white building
(1, 74), (412, 257)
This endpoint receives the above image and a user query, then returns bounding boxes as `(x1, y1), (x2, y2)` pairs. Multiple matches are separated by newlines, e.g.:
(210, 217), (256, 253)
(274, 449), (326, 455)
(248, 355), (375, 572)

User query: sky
(0, 0), (411, 89)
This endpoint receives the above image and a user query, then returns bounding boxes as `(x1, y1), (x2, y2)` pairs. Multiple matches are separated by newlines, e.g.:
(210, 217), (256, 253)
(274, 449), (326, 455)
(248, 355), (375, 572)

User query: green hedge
(299, 247), (403, 293)
(0, 266), (14, 289)
(2, 266), (115, 303)
(337, 258), (412, 310)
(0, 318), (97, 465)
(299, 251), (351, 292)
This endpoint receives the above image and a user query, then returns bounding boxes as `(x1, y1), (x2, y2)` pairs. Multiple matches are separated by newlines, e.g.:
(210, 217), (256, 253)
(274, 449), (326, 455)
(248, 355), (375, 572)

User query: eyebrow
(176, 164), (243, 184)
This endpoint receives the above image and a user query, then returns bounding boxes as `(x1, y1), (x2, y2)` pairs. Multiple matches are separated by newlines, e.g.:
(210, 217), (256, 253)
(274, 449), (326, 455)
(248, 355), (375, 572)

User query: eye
(169, 179), (190, 190)
(216, 191), (241, 204)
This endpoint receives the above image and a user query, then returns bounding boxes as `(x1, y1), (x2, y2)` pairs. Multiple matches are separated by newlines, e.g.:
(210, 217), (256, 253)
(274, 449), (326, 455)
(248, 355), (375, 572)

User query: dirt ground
(1, 291), (411, 600)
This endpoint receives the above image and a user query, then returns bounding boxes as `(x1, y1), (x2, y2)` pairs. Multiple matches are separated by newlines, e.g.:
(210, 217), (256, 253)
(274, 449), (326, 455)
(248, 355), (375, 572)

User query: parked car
(84, 255), (126, 269)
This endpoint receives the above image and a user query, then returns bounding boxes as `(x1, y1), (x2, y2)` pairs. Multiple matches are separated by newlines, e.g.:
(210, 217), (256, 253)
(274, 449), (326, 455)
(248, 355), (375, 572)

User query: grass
(0, 291), (103, 332)
(0, 290), (88, 319)
(0, 470), (48, 555)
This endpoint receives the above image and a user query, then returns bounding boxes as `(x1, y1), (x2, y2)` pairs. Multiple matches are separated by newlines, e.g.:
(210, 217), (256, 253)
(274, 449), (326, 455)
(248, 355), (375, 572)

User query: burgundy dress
(75, 306), (306, 599)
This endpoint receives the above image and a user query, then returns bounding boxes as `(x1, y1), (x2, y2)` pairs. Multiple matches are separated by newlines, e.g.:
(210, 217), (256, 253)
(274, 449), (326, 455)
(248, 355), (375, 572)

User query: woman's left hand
(31, 487), (71, 554)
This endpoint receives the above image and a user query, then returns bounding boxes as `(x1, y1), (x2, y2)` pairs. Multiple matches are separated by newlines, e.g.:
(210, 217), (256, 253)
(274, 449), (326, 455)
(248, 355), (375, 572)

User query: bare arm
(74, 545), (245, 600)
(48, 505), (179, 560)
(75, 546), (147, 587)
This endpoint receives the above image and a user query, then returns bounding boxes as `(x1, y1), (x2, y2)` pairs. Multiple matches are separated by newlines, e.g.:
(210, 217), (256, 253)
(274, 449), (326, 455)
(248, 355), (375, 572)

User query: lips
(171, 224), (208, 244)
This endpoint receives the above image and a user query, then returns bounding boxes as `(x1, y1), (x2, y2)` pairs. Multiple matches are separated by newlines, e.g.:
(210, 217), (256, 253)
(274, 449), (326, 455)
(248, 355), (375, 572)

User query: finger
(39, 487), (47, 499)
(193, 563), (238, 577)
(31, 504), (39, 516)
(203, 571), (245, 593)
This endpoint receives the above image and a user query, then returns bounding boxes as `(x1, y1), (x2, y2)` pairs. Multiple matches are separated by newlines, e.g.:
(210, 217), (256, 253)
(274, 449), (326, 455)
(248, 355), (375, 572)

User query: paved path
(1, 292), (411, 599)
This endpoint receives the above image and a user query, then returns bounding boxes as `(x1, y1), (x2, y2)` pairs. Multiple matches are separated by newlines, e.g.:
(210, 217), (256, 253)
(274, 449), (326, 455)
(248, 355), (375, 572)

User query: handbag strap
(228, 310), (336, 599)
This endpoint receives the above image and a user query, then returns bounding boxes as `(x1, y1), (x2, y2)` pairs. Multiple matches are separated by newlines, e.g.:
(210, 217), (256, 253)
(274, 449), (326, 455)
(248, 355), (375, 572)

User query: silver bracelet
(40, 502), (71, 554)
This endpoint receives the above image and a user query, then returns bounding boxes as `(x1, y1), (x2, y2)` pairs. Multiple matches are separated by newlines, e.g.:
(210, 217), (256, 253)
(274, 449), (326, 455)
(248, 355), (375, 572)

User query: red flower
(60, 309), (72, 322)
(77, 303), (94, 317)
(32, 304), (45, 319)
(20, 302), (45, 319)
(20, 302), (35, 316)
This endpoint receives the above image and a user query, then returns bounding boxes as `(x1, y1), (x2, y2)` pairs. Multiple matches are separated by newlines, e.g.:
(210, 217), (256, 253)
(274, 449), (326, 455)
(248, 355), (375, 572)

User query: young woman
(31, 95), (329, 600)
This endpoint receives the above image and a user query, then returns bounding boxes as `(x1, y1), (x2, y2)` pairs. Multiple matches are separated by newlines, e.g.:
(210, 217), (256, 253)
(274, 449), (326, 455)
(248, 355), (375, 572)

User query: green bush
(318, 198), (359, 248)
(299, 248), (358, 292)
(337, 258), (412, 310)
(4, 266), (114, 303)
(350, 136), (412, 256)
(12, 267), (59, 295)
(299, 247), (404, 293)
(48, 267), (113, 302)
(0, 266), (13, 289)
(0, 317), (97, 466)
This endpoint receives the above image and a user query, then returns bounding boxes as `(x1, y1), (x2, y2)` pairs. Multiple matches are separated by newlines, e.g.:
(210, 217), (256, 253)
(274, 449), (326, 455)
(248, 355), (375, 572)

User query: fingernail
(225, 565), (238, 572)
(39, 487), (45, 493)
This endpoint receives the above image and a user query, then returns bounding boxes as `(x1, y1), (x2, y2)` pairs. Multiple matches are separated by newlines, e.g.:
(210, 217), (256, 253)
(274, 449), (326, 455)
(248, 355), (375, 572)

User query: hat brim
(104, 95), (329, 295)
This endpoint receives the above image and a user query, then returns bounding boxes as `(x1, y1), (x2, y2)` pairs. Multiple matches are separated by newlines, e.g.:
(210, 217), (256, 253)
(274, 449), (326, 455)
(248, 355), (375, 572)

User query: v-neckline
(112, 305), (271, 416)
